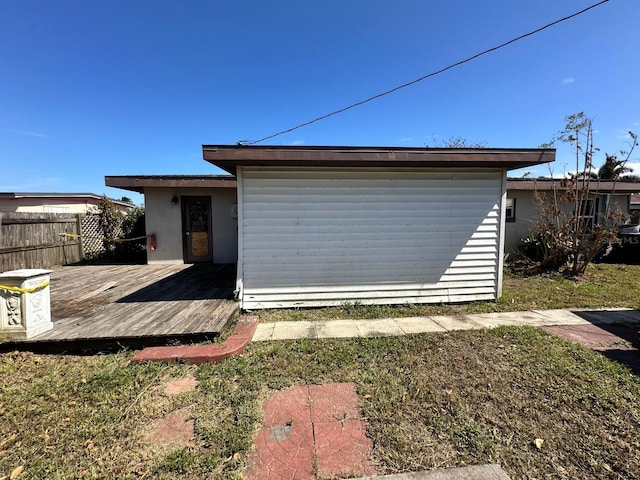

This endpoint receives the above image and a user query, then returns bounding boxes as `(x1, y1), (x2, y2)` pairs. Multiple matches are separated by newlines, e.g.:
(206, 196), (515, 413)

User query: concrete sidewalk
(252, 308), (640, 341)
(353, 464), (511, 480)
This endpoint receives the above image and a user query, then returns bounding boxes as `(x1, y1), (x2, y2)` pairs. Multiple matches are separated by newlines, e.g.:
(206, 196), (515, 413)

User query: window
(505, 198), (516, 222)
(578, 198), (599, 231)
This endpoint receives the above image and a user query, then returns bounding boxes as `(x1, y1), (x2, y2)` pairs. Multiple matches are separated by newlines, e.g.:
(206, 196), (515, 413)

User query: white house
(504, 179), (640, 254)
(202, 145), (553, 309)
(108, 146), (554, 309)
(0, 192), (132, 214)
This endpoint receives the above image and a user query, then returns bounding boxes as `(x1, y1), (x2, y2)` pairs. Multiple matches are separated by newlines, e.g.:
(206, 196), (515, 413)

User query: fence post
(76, 213), (85, 261)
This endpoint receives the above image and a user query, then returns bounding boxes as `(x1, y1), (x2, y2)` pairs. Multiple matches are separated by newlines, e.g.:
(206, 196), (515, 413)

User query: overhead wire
(243, 0), (610, 145)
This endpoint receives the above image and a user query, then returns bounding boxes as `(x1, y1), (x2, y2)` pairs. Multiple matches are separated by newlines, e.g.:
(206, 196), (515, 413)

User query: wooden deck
(6, 263), (238, 348)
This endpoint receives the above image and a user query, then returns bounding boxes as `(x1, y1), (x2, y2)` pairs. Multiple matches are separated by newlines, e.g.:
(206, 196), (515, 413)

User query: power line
(244, 0), (610, 145)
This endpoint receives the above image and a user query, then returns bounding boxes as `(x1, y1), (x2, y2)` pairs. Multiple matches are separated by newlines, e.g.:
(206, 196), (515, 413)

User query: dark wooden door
(182, 196), (213, 263)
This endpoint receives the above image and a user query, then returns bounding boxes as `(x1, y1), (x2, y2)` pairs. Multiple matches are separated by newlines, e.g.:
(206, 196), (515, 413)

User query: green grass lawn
(256, 263), (640, 322)
(2, 326), (640, 479)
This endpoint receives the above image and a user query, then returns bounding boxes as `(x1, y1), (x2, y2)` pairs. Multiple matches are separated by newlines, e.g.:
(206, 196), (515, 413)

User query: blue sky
(2, 0), (639, 205)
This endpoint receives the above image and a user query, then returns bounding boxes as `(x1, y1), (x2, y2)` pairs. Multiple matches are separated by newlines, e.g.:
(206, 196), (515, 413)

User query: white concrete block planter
(0, 269), (53, 339)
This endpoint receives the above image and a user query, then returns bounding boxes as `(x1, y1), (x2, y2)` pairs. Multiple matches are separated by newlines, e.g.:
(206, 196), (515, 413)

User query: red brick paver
(246, 383), (376, 480)
(543, 323), (637, 350)
(263, 386), (313, 426)
(250, 421), (315, 480)
(543, 323), (640, 374)
(147, 409), (195, 448)
(314, 420), (377, 479)
(309, 383), (361, 422)
(130, 315), (257, 364)
(164, 374), (198, 395)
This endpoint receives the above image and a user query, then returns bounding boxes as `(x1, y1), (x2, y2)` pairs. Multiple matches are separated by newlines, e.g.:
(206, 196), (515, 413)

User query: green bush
(113, 206), (147, 263)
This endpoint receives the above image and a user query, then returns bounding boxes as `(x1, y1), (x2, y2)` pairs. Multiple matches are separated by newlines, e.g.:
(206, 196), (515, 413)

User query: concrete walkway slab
(531, 309), (588, 325)
(272, 321), (317, 340)
(352, 464), (511, 480)
(395, 317), (447, 334)
(251, 309), (640, 344)
(460, 313), (527, 329)
(252, 322), (275, 341)
(430, 315), (484, 331)
(465, 311), (550, 327)
(357, 319), (406, 337)
(316, 319), (361, 339)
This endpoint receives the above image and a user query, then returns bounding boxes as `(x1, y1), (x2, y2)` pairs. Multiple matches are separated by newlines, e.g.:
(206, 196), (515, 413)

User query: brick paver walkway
(246, 383), (376, 480)
(543, 323), (640, 374)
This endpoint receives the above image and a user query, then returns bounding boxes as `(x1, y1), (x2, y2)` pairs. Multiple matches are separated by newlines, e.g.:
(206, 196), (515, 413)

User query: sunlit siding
(238, 168), (505, 309)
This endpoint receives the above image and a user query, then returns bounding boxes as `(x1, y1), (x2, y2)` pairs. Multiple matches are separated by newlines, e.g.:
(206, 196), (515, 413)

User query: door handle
(185, 232), (191, 236)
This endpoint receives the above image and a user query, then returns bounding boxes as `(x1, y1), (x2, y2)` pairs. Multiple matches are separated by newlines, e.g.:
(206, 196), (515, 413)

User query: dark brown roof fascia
(105, 175), (237, 193)
(202, 145), (555, 175)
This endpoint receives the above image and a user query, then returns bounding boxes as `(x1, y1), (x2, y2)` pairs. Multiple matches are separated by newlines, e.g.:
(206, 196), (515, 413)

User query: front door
(182, 196), (213, 263)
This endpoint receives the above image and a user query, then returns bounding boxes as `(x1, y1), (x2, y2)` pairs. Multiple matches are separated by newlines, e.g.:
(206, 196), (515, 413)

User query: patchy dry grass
(2, 327), (640, 479)
(255, 263), (640, 322)
(0, 352), (258, 479)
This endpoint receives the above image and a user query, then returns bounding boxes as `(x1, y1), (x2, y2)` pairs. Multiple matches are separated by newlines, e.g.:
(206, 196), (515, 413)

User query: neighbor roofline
(507, 178), (640, 193)
(105, 175), (237, 193)
(0, 192), (132, 206)
(201, 145), (555, 175)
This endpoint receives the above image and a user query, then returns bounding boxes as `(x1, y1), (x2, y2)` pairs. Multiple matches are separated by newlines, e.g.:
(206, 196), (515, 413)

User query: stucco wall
(144, 187), (237, 264)
(504, 191), (632, 254)
(504, 190), (538, 254)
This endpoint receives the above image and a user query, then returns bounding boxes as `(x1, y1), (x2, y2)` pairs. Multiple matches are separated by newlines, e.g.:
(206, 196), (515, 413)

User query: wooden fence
(0, 213), (84, 271)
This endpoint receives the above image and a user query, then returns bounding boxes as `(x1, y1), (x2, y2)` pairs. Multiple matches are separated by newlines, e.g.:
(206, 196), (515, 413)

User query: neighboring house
(104, 175), (238, 264)
(504, 179), (640, 254)
(0, 192), (132, 214)
(107, 145), (554, 309)
(631, 194), (640, 220)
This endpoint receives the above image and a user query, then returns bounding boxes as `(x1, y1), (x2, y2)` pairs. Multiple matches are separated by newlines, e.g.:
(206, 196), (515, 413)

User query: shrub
(514, 113), (637, 277)
(113, 206), (147, 263)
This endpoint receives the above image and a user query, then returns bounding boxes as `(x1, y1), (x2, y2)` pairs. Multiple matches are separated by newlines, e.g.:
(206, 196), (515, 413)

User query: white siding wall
(238, 168), (505, 309)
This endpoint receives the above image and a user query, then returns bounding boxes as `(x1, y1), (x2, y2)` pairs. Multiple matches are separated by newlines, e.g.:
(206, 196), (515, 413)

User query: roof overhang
(202, 145), (555, 175)
(507, 179), (640, 193)
(0, 192), (132, 207)
(105, 175), (237, 193)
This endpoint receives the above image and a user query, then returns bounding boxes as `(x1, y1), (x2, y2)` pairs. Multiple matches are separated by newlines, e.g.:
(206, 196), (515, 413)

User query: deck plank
(13, 264), (238, 344)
